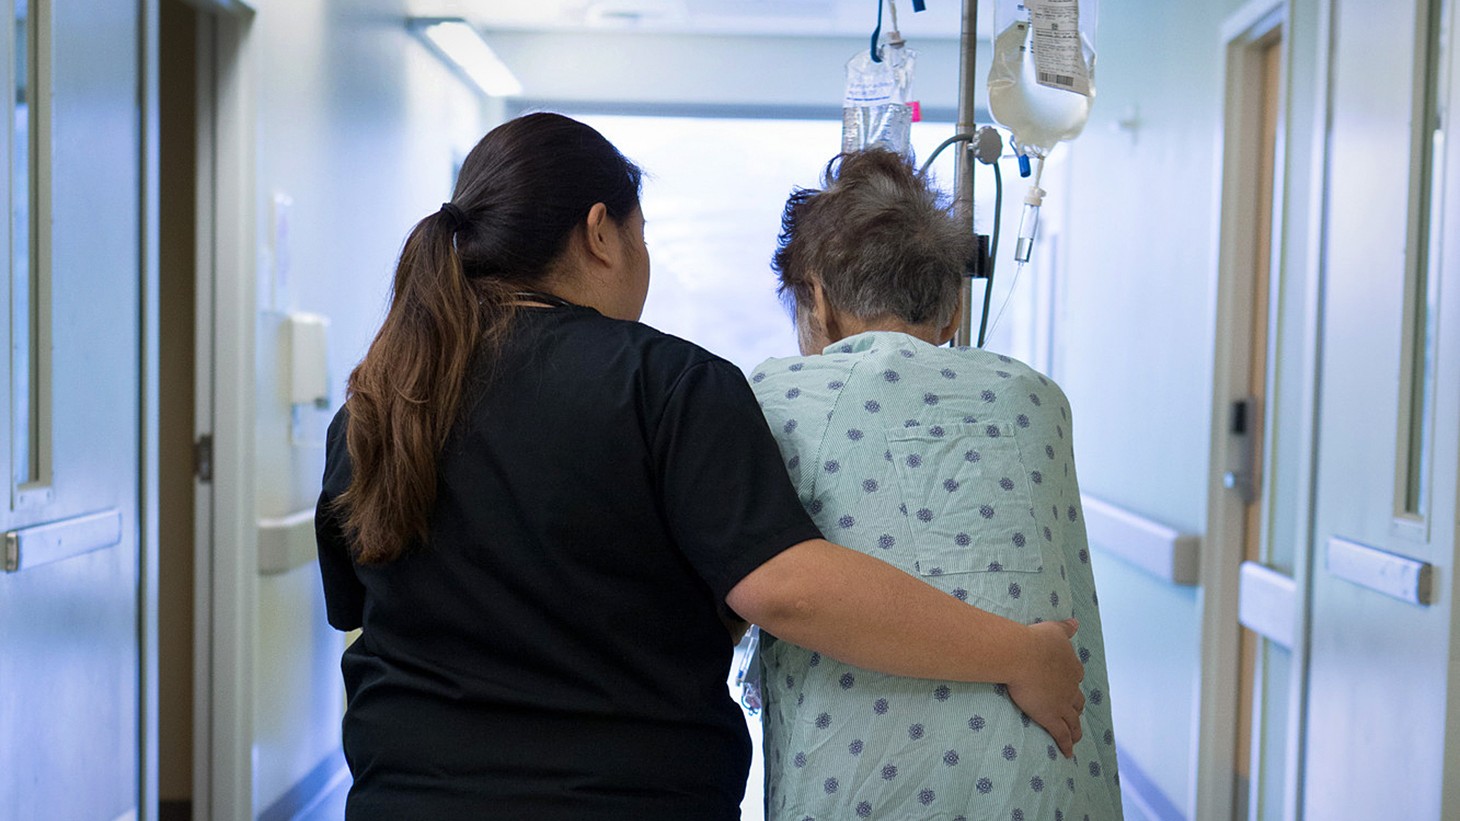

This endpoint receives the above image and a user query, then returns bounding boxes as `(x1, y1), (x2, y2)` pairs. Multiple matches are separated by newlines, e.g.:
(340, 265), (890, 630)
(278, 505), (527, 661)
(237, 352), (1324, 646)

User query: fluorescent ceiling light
(410, 18), (523, 98)
(585, 1), (686, 27)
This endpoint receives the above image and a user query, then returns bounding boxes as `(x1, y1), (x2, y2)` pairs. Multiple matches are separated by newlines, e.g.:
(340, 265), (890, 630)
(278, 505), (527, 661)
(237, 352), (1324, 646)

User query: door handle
(1223, 396), (1261, 504)
(1326, 536), (1433, 606)
(3, 509), (122, 573)
(1237, 561), (1296, 647)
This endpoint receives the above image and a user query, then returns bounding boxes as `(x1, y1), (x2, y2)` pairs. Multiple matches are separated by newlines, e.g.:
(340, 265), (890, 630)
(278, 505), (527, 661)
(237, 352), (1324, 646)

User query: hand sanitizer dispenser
(286, 312), (330, 408)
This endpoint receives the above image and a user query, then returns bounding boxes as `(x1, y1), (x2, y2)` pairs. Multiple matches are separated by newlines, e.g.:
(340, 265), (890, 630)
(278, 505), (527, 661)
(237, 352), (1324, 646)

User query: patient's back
(751, 330), (1123, 821)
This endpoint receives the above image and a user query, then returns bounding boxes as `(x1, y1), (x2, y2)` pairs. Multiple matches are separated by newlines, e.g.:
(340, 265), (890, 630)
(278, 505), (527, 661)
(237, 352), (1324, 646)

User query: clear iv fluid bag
(843, 102), (913, 155)
(988, 0), (1097, 158)
(988, 22), (1091, 157)
(842, 42), (917, 155)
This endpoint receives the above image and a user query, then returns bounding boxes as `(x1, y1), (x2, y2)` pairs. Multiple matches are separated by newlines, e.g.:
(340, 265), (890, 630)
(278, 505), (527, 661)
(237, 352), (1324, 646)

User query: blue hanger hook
(873, 0), (927, 61)
(870, 0), (884, 62)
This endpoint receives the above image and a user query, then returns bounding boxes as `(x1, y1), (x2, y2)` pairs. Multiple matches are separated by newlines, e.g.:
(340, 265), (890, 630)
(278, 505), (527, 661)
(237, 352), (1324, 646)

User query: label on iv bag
(844, 62), (897, 106)
(1025, 0), (1092, 97)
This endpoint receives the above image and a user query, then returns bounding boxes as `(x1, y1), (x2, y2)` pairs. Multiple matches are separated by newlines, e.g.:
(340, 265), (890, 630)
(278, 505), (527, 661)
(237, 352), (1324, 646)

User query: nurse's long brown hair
(336, 113), (642, 564)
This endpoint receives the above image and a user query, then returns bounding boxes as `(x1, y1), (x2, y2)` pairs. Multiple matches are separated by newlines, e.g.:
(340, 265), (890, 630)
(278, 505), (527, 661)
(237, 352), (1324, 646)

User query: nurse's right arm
(726, 537), (1086, 757)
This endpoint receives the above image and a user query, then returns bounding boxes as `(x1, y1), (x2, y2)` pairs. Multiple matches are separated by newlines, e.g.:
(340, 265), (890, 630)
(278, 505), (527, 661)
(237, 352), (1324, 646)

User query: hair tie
(439, 202), (467, 231)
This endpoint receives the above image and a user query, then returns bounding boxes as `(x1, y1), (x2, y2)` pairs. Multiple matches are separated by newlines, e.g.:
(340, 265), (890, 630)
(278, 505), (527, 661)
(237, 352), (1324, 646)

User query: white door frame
(1272, 0), (1335, 816)
(1196, 1), (1293, 818)
(1432, 0), (1460, 801)
(141, 0), (162, 815)
(191, 2), (257, 818)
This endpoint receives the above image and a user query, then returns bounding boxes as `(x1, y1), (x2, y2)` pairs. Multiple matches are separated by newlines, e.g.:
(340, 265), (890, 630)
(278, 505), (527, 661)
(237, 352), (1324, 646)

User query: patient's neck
(833, 315), (947, 348)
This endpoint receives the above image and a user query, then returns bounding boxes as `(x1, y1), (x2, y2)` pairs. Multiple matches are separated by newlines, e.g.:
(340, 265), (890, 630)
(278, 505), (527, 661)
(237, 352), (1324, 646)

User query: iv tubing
(984, 260), (1027, 343)
(918, 133), (973, 178)
(990, 160), (1003, 272)
(923, 140), (1002, 347)
(975, 159), (998, 344)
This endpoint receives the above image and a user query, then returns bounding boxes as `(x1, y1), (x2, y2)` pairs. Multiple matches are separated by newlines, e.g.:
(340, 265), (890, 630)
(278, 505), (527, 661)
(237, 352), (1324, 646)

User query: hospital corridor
(2, 0), (1459, 818)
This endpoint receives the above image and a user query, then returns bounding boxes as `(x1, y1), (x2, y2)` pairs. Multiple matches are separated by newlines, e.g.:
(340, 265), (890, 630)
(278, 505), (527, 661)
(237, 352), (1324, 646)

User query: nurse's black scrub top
(315, 303), (822, 820)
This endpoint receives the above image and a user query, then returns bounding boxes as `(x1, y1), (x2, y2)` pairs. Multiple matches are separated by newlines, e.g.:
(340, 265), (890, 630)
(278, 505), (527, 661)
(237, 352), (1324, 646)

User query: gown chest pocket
(887, 423), (1044, 617)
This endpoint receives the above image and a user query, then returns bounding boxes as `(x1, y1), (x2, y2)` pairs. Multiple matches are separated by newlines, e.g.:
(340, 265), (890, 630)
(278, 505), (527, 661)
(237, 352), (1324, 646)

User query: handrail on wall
(260, 498), (1202, 583)
(1080, 494), (1200, 585)
(257, 508), (316, 575)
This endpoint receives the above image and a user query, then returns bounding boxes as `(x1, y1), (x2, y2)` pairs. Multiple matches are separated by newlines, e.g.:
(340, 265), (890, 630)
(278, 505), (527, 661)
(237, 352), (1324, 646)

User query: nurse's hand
(1006, 618), (1085, 758)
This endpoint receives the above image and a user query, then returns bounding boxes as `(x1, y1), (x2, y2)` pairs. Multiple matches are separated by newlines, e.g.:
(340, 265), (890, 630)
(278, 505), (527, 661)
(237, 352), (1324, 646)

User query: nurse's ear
(580, 202), (618, 269)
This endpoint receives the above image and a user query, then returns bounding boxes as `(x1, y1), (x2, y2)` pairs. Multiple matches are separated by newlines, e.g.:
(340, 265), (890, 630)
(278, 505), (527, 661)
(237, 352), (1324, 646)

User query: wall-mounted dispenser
(286, 311), (330, 408)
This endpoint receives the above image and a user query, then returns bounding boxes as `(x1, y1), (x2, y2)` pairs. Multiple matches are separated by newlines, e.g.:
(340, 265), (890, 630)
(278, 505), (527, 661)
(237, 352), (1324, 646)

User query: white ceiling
(412, 0), (972, 39)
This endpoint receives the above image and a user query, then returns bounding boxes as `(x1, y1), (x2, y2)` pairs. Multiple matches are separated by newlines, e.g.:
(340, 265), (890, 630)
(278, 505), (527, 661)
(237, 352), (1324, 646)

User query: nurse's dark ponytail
(337, 113), (642, 564)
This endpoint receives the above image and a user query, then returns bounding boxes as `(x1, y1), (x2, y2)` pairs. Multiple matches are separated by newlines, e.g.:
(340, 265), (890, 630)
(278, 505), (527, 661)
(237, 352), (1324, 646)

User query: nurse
(752, 148), (1123, 820)
(315, 113), (1085, 820)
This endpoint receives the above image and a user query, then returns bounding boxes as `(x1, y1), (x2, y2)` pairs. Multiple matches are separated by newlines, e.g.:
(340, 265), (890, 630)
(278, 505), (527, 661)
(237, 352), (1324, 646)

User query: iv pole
(952, 0), (979, 347)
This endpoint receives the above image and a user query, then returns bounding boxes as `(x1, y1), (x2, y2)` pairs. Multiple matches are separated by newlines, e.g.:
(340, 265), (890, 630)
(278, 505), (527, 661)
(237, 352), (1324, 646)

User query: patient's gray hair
(772, 149), (974, 329)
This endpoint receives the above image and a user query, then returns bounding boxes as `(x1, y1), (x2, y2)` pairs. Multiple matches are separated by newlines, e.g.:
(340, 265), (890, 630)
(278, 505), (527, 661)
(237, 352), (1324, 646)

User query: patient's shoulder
(748, 353), (857, 400)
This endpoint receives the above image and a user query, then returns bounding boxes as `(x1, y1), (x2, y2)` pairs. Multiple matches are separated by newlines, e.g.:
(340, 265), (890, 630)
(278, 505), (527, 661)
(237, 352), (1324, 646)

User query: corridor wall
(236, 0), (492, 810)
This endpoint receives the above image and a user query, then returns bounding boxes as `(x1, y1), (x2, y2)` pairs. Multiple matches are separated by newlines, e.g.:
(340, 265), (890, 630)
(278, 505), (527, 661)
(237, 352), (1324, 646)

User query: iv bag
(841, 39), (918, 155)
(988, 0), (1098, 159)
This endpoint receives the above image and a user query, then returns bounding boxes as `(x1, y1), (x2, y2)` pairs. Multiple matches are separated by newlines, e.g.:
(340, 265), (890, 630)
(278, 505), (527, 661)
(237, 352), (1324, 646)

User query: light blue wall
(1091, 555), (1202, 811)
(244, 0), (490, 810)
(1050, 0), (1255, 813)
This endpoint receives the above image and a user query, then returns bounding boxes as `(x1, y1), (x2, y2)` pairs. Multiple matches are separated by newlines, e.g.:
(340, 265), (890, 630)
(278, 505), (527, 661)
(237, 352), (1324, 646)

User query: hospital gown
(751, 331), (1123, 821)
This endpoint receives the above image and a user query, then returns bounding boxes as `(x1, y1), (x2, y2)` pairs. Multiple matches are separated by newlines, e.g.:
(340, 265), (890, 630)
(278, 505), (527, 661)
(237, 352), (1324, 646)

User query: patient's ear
(810, 279), (844, 343)
(936, 301), (963, 346)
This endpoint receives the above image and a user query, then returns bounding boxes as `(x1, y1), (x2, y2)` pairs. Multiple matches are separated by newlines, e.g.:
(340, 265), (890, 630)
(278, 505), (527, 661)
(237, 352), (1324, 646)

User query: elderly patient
(751, 150), (1123, 820)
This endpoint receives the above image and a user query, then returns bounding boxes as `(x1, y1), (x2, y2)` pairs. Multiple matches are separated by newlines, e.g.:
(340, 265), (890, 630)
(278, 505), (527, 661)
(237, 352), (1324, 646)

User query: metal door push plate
(4, 509), (122, 573)
(1326, 536), (1433, 606)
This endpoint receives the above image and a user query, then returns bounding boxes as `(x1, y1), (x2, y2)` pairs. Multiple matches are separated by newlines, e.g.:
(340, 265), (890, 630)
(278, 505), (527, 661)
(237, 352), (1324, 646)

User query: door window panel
(1397, 0), (1446, 520)
(10, 0), (49, 496)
